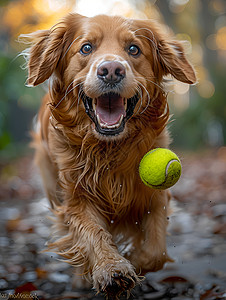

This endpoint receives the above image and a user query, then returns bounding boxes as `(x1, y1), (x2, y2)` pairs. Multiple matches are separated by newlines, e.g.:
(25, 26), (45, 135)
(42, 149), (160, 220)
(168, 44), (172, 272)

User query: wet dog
(22, 13), (196, 298)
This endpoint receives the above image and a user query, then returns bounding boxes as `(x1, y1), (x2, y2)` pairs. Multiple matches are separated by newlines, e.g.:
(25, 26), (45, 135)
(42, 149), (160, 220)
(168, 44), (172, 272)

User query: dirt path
(0, 151), (226, 299)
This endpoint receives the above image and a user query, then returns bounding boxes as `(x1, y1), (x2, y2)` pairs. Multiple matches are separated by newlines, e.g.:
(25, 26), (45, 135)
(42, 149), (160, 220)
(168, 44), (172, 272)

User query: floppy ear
(158, 39), (197, 84)
(132, 19), (196, 84)
(24, 27), (66, 86)
(22, 13), (85, 86)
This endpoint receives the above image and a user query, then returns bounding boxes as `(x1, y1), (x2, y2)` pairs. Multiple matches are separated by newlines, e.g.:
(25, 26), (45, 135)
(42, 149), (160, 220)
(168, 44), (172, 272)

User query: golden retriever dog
(22, 13), (196, 298)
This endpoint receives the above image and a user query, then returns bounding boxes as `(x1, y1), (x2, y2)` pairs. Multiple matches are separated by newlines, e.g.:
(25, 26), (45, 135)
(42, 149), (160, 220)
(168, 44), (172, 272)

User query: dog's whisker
(135, 34), (158, 51)
(133, 27), (158, 47)
(52, 80), (77, 110)
(135, 76), (165, 93)
(134, 80), (152, 114)
(64, 79), (77, 97)
(67, 82), (86, 112)
(67, 98), (77, 113)
(62, 35), (83, 59)
(134, 85), (143, 114)
(53, 79), (85, 111)
(67, 83), (86, 113)
(77, 85), (84, 109)
(63, 76), (86, 97)
(134, 27), (159, 56)
(140, 88), (151, 114)
(136, 86), (143, 114)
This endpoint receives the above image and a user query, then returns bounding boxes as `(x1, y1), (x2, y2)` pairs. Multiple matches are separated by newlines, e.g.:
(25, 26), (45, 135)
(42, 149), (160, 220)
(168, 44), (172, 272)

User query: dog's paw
(92, 259), (139, 298)
(103, 272), (136, 299)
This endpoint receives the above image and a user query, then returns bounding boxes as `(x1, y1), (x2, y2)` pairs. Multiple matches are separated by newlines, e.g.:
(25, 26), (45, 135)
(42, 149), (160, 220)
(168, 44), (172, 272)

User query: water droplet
(135, 222), (138, 225)
(111, 220), (114, 224)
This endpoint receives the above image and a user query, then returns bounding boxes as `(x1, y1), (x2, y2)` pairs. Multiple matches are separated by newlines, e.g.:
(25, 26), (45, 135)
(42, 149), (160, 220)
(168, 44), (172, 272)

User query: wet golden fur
(23, 13), (196, 298)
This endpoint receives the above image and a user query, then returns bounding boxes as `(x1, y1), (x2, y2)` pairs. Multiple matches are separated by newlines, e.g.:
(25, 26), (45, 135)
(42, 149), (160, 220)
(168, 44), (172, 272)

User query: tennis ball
(139, 148), (182, 190)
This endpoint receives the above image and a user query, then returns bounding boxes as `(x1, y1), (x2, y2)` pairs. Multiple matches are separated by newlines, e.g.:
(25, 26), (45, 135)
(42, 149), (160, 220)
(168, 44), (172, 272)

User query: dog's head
(24, 13), (196, 138)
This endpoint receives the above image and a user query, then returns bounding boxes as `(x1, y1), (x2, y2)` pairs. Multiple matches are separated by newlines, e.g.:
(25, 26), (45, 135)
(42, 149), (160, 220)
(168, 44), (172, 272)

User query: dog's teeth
(124, 98), (127, 110)
(114, 115), (123, 128)
(97, 114), (124, 129)
(93, 101), (96, 112)
(106, 124), (117, 129)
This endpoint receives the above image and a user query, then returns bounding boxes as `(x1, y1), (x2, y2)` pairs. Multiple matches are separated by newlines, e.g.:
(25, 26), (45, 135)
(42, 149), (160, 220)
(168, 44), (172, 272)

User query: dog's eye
(128, 45), (140, 56)
(80, 43), (92, 55)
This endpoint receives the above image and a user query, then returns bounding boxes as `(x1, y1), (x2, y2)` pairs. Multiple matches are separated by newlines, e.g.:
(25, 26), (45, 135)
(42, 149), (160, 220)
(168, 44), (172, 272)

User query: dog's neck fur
(47, 89), (170, 220)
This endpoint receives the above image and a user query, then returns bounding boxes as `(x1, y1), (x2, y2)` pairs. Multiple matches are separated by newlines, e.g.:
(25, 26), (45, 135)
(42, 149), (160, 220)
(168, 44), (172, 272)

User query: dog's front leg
(64, 204), (138, 297)
(130, 191), (173, 274)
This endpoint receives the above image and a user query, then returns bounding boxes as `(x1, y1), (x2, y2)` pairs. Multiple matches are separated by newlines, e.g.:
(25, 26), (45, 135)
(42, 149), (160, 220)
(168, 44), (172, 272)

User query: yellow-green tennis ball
(139, 148), (182, 190)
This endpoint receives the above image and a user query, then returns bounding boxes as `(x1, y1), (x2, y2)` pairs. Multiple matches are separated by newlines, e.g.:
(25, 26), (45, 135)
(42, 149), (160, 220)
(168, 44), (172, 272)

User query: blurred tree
(0, 0), (225, 159)
(156, 0), (226, 149)
(0, 52), (44, 158)
(0, 0), (75, 159)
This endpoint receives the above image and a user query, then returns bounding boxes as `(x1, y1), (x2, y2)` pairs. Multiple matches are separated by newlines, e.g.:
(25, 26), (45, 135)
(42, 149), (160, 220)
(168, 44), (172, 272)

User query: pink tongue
(96, 94), (126, 126)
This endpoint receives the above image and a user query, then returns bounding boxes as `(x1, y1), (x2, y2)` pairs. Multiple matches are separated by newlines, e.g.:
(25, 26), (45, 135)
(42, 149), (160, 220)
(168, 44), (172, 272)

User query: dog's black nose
(97, 61), (126, 84)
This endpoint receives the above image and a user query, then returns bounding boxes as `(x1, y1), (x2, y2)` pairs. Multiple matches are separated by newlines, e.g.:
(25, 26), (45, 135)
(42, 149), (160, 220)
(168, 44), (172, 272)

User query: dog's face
(26, 13), (196, 138)
(65, 15), (144, 137)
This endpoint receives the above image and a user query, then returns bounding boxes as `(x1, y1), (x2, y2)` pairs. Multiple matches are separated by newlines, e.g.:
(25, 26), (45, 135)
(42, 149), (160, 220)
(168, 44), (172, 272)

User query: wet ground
(0, 150), (226, 299)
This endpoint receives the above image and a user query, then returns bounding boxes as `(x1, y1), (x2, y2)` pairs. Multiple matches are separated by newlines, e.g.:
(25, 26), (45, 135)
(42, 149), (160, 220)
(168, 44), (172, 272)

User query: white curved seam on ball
(165, 159), (178, 177)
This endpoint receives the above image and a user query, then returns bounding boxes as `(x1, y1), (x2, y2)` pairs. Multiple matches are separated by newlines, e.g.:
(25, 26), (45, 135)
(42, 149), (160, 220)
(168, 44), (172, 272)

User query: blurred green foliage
(171, 65), (226, 149)
(0, 52), (44, 159)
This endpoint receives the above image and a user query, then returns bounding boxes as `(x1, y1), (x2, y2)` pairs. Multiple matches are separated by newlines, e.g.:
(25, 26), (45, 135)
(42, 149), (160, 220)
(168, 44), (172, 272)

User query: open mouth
(82, 92), (139, 136)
